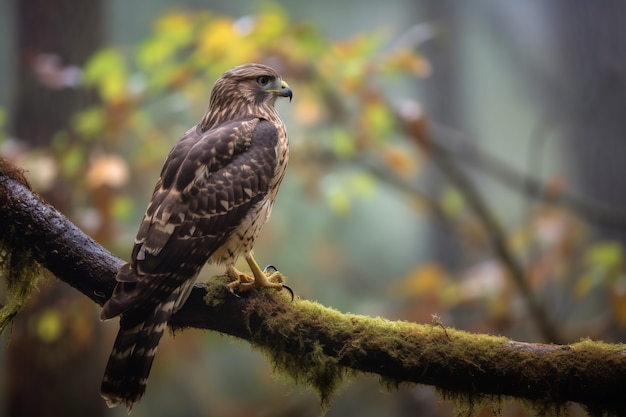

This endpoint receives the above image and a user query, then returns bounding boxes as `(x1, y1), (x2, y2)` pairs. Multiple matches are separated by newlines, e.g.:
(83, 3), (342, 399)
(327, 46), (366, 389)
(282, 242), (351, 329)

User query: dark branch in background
(2, 159), (626, 416)
(357, 154), (451, 222)
(429, 122), (626, 229)
(430, 129), (562, 344)
(382, 103), (560, 344)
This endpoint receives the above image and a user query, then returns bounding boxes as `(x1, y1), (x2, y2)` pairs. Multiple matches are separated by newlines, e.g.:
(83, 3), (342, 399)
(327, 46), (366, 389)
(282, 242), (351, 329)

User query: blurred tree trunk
(419, 1), (464, 269)
(6, 1), (105, 416)
(546, 0), (626, 245)
(12, 0), (101, 151)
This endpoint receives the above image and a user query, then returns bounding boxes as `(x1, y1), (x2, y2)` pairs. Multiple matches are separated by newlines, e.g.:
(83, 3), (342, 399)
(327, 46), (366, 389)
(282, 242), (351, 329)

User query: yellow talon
(225, 254), (293, 300)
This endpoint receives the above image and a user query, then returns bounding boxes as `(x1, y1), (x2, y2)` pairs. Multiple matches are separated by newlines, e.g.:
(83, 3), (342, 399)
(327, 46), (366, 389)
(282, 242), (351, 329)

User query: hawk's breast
(207, 197), (274, 264)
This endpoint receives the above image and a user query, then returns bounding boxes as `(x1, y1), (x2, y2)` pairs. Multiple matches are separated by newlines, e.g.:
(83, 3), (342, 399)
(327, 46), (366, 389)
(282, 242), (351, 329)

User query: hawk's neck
(199, 103), (281, 132)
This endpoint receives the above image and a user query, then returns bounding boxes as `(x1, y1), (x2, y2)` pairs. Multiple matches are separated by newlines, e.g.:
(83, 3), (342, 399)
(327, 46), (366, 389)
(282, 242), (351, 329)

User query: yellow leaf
(198, 17), (238, 56)
(394, 263), (447, 298)
(252, 7), (288, 41)
(36, 309), (63, 343)
(381, 145), (417, 177)
(154, 12), (193, 45)
(294, 92), (323, 125)
(363, 101), (394, 141)
(383, 49), (432, 77)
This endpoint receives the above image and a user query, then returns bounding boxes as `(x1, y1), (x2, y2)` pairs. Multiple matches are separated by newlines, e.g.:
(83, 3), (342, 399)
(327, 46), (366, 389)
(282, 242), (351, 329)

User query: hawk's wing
(102, 116), (280, 319)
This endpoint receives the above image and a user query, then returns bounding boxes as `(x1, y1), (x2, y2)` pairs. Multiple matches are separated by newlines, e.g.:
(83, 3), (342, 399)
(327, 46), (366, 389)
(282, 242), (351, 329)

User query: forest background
(1, 1), (625, 416)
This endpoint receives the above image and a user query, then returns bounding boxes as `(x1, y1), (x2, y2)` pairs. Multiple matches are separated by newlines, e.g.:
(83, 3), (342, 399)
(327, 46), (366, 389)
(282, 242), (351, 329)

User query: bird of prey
(99, 63), (293, 412)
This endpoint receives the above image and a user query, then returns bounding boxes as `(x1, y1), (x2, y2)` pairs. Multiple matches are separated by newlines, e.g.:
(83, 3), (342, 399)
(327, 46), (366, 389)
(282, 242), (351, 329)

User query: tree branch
(429, 122), (626, 229)
(1, 160), (625, 416)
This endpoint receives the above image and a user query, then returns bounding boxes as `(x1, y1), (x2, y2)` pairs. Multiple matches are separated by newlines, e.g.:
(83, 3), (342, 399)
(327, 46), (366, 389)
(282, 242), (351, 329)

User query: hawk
(100, 63), (293, 411)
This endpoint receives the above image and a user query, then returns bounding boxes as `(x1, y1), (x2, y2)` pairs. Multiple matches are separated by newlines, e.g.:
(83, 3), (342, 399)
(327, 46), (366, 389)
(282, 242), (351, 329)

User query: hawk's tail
(100, 299), (174, 413)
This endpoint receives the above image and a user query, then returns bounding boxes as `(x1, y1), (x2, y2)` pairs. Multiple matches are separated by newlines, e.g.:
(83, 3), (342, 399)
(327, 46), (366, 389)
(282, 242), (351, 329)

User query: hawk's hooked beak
(269, 80), (293, 102)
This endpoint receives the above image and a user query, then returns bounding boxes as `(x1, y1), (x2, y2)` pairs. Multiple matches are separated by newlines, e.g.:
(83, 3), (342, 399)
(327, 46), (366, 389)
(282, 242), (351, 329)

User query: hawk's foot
(225, 255), (294, 300)
(226, 266), (255, 297)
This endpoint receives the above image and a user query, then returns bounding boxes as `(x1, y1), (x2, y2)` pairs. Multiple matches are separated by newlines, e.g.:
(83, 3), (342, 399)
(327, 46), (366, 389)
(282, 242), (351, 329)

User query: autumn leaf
(393, 263), (448, 299)
(381, 145), (418, 177)
(382, 48), (431, 77)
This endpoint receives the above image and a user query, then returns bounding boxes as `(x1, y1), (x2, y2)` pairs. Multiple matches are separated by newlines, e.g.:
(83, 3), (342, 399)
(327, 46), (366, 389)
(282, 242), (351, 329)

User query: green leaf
(137, 37), (178, 70)
(578, 241), (625, 293)
(441, 187), (465, 217)
(72, 107), (105, 139)
(331, 128), (355, 159)
(364, 101), (394, 141)
(153, 12), (194, 45)
(112, 195), (134, 221)
(348, 173), (376, 197)
(59, 146), (85, 177)
(83, 48), (128, 102)
(585, 242), (623, 269)
(327, 185), (351, 215)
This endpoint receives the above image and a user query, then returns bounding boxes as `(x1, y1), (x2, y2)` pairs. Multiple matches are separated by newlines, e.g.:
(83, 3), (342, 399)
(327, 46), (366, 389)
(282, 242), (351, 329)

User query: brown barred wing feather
(100, 117), (277, 320)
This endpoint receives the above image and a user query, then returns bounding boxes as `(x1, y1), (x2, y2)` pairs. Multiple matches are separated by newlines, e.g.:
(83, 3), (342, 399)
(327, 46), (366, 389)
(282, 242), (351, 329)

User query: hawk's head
(212, 63), (292, 107)
(202, 63), (292, 130)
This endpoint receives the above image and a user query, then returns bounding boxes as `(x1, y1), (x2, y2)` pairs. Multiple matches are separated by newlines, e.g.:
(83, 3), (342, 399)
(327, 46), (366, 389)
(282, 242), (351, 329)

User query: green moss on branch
(183, 278), (626, 416)
(0, 158), (43, 333)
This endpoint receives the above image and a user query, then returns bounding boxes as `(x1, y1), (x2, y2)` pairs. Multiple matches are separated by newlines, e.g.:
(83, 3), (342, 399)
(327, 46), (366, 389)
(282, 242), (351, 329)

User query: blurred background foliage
(1, 1), (626, 416)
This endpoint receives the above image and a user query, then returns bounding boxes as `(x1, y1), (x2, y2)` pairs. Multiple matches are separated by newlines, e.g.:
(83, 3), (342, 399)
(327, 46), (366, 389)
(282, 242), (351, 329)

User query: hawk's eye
(257, 76), (271, 87)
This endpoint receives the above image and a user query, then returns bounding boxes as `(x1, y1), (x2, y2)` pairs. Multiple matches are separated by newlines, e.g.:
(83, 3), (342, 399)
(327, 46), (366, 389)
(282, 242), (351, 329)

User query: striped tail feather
(101, 294), (177, 413)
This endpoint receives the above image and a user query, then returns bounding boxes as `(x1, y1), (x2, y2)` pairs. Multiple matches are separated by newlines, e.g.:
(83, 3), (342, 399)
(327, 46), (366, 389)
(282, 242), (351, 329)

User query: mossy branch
(1, 160), (626, 416)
